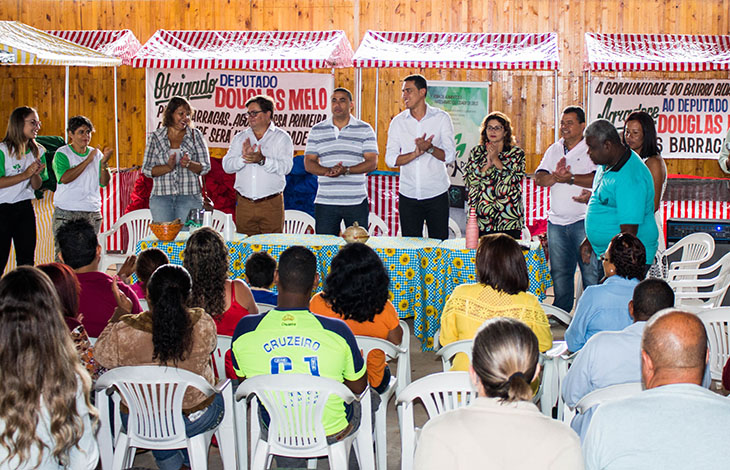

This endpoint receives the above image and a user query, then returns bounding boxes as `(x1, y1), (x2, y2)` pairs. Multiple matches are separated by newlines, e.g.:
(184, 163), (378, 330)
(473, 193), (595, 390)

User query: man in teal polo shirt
(580, 119), (658, 269)
(231, 245), (367, 466)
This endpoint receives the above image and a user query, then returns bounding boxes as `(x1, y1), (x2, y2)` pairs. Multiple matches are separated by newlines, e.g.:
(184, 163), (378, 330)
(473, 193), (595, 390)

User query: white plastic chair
(212, 335), (232, 381)
(448, 217), (461, 238)
(660, 232), (715, 283)
(538, 341), (569, 417)
(210, 209), (227, 232)
(520, 226), (532, 242)
(284, 210), (315, 234)
(696, 308), (730, 382)
(234, 374), (374, 470)
(94, 366), (236, 470)
(138, 298), (149, 312)
(670, 251), (730, 311)
(574, 382), (643, 414)
(98, 209), (154, 273)
(368, 213), (389, 236)
(356, 329), (410, 470)
(396, 371), (476, 470)
(255, 302), (275, 314)
(540, 302), (573, 326)
(436, 339), (473, 371)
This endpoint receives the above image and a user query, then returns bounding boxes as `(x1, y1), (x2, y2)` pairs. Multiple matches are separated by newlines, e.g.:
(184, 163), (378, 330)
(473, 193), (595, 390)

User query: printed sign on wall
(589, 79), (730, 159)
(146, 69), (334, 150)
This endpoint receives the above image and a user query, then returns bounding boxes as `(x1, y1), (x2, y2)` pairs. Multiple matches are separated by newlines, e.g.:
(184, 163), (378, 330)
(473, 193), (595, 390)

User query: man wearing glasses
(385, 74), (456, 240)
(223, 95), (293, 235)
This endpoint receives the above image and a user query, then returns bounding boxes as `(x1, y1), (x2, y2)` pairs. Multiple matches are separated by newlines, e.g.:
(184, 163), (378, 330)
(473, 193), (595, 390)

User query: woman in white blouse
(415, 317), (584, 470)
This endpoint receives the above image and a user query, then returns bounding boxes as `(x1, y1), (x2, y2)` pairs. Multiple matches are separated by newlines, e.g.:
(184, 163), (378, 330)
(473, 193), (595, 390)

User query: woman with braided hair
(565, 232), (646, 352)
(414, 317), (583, 470)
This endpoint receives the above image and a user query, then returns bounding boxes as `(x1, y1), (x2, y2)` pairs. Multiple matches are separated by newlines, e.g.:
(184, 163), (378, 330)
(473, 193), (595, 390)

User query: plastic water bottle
(466, 206), (478, 249)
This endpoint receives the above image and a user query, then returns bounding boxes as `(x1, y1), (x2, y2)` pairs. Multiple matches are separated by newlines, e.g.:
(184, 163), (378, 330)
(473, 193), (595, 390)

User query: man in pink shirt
(56, 219), (142, 338)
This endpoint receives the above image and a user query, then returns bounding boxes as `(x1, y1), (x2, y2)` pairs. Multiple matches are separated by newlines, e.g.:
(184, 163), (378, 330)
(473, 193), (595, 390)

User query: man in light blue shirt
(583, 310), (730, 470)
(562, 279), (674, 441)
(580, 119), (657, 268)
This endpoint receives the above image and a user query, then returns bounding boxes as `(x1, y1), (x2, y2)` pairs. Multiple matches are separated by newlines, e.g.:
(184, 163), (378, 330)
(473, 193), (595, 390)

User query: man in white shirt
(535, 106), (599, 313)
(304, 88), (378, 235)
(222, 95), (293, 235)
(385, 74), (456, 240)
(562, 278), (674, 441)
(583, 310), (730, 470)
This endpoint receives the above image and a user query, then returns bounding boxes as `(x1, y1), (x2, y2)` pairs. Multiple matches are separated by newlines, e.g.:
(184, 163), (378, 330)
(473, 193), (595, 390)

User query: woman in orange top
(310, 242), (403, 393)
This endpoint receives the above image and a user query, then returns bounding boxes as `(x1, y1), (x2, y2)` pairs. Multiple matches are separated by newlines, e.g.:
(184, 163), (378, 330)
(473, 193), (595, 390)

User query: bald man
(583, 310), (730, 469)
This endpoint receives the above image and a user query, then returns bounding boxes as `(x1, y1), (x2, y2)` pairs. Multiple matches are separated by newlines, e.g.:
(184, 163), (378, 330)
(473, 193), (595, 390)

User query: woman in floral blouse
(465, 112), (525, 238)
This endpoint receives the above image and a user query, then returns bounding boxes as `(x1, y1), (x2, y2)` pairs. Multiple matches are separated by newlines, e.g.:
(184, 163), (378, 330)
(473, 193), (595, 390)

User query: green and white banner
(425, 81), (490, 206)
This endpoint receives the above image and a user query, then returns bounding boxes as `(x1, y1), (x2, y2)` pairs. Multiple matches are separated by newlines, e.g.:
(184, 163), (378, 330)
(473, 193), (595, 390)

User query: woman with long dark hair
(0, 106), (48, 272)
(623, 111), (667, 254)
(310, 242), (403, 393)
(414, 318), (582, 470)
(141, 96), (211, 223)
(0, 267), (99, 469)
(440, 234), (552, 370)
(565, 232), (646, 352)
(464, 112), (525, 238)
(95, 264), (222, 470)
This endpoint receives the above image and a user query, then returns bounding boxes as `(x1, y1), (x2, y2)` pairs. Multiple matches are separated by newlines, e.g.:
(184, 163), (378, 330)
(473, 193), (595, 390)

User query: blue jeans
(149, 194), (203, 224)
(547, 220), (602, 312)
(315, 199), (369, 235)
(122, 393), (225, 470)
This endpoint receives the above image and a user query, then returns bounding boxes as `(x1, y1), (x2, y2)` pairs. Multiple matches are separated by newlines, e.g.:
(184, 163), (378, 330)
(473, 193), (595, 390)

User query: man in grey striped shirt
(304, 88), (378, 235)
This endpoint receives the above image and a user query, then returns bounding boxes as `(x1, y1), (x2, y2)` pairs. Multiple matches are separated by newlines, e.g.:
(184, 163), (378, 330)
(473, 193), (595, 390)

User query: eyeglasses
(25, 119), (41, 128)
(486, 125), (503, 132)
(246, 110), (264, 118)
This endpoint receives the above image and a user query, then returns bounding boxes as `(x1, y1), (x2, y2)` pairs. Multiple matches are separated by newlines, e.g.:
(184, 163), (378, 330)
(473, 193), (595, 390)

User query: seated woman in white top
(414, 317), (583, 470)
(0, 267), (99, 470)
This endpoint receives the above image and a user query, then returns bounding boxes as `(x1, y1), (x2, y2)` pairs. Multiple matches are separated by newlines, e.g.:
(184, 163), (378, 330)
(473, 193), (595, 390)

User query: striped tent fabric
(0, 21), (121, 66)
(131, 30), (354, 70)
(365, 174), (551, 237)
(47, 29), (142, 65)
(585, 33), (730, 72)
(2, 192), (55, 275)
(352, 31), (560, 70)
(100, 169), (141, 252)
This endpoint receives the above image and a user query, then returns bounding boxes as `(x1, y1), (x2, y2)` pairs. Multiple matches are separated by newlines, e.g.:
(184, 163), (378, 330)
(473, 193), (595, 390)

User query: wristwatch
(258, 157), (266, 166)
(569, 175), (575, 185)
(344, 166), (351, 175)
(426, 146), (435, 154)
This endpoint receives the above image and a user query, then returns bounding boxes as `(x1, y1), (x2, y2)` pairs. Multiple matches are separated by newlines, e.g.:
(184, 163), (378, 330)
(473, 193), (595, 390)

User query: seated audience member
(117, 248), (169, 301)
(38, 262), (105, 381)
(440, 233), (552, 371)
(310, 242), (403, 393)
(562, 279), (674, 441)
(56, 219), (142, 337)
(95, 264), (223, 470)
(565, 232), (645, 352)
(183, 227), (257, 379)
(583, 310), (730, 469)
(0, 267), (99, 469)
(245, 251), (278, 306)
(231, 246), (366, 469)
(414, 317), (583, 470)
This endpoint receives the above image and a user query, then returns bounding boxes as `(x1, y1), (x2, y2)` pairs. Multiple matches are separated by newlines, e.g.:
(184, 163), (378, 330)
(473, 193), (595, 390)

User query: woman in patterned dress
(464, 111), (525, 238)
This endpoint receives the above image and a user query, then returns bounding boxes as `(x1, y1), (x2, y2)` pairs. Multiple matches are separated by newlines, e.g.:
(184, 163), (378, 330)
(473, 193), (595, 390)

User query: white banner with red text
(145, 69), (334, 150)
(589, 78), (730, 159)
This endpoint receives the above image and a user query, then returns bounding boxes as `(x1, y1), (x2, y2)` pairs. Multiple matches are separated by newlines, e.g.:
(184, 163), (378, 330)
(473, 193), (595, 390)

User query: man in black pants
(385, 74), (456, 239)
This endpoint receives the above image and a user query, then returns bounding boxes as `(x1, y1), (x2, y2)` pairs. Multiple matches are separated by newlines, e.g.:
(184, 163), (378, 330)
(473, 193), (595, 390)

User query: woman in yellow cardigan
(439, 233), (552, 370)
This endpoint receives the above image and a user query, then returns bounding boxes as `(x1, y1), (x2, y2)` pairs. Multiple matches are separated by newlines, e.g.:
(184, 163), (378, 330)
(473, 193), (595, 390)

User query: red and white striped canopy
(352, 31), (559, 70)
(585, 33), (730, 72)
(47, 30), (141, 65)
(131, 30), (354, 70)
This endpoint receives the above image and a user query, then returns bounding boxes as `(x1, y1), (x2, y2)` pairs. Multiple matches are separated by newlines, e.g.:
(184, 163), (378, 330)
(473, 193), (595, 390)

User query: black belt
(236, 191), (282, 202)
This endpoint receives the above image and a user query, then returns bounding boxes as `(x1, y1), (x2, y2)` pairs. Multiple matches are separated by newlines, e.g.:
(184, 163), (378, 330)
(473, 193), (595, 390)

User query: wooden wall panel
(1, 0), (729, 177)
